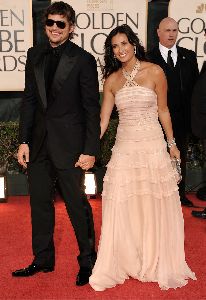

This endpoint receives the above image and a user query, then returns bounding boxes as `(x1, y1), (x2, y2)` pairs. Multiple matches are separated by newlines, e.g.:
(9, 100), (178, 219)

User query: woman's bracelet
(167, 138), (176, 148)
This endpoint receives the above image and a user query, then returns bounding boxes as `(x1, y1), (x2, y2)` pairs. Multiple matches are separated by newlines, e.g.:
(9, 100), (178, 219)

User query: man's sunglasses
(45, 19), (66, 29)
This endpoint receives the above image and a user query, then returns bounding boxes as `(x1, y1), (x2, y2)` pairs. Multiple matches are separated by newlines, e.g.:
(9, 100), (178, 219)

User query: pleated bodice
(115, 85), (163, 142)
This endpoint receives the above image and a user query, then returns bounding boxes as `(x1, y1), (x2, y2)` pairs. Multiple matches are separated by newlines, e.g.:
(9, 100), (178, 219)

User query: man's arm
(18, 48), (37, 168)
(75, 53), (100, 170)
(79, 53), (100, 156)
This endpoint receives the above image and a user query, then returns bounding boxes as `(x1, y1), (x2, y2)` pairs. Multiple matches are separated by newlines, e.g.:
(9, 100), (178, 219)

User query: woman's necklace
(122, 59), (141, 85)
(123, 59), (140, 75)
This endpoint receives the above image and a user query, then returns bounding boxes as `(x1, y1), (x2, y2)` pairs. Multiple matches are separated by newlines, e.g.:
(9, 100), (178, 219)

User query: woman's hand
(75, 154), (95, 171)
(169, 144), (181, 161)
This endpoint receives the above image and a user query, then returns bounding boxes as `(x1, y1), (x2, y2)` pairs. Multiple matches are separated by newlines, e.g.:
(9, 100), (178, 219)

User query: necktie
(167, 50), (174, 68)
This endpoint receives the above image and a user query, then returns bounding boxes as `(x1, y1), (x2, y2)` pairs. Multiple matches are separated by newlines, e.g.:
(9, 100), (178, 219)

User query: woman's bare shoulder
(141, 61), (164, 75)
(104, 70), (122, 89)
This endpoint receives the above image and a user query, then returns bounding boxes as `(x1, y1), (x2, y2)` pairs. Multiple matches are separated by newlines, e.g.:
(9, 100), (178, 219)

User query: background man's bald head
(158, 17), (178, 30)
(157, 17), (178, 48)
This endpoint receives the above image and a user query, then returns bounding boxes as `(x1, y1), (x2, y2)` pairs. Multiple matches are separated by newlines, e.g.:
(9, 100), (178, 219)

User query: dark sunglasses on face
(46, 19), (66, 29)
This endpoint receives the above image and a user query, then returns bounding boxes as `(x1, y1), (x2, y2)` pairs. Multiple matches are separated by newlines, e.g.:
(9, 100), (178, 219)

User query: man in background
(147, 17), (199, 207)
(191, 29), (206, 219)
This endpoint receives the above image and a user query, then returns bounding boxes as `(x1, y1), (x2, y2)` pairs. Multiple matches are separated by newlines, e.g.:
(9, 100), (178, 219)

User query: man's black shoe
(12, 263), (54, 277)
(191, 209), (206, 219)
(76, 267), (92, 286)
(180, 197), (194, 207)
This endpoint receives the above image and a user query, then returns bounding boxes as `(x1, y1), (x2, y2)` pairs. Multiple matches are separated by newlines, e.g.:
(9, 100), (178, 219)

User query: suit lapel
(51, 50), (77, 99)
(158, 49), (168, 69)
(175, 47), (183, 91)
(177, 47), (184, 63)
(34, 48), (48, 110)
(152, 47), (167, 68)
(33, 41), (77, 110)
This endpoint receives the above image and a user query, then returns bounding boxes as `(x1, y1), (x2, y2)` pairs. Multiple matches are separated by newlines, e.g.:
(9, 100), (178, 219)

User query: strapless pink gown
(89, 66), (196, 291)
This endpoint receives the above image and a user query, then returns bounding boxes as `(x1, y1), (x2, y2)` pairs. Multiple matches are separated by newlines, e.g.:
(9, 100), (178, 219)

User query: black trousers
(27, 140), (96, 268)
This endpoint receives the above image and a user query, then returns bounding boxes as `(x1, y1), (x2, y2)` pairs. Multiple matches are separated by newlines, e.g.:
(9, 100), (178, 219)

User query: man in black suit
(12, 1), (100, 286)
(191, 50), (206, 219)
(147, 17), (199, 207)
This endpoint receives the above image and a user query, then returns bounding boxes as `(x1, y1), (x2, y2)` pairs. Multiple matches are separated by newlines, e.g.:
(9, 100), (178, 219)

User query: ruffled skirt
(89, 127), (196, 291)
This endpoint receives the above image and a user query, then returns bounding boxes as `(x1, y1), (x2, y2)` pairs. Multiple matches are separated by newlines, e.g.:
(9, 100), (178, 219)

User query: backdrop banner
(0, 0), (33, 91)
(53, 0), (148, 90)
(169, 0), (206, 70)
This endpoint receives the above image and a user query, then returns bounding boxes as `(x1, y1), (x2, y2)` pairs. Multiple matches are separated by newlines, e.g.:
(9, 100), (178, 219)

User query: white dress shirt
(159, 43), (178, 66)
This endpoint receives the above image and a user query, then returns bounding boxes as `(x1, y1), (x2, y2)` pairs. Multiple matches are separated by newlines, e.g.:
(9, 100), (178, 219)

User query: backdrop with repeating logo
(1, 1), (205, 91)
(169, 0), (206, 70)
(0, 0), (33, 91)
(52, 0), (148, 91)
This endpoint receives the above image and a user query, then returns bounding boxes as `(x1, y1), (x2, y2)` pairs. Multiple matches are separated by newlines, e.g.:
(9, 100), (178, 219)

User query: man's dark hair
(43, 1), (75, 39)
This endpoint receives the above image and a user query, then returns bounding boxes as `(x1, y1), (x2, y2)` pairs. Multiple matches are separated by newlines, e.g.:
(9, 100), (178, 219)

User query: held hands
(75, 154), (95, 171)
(17, 144), (29, 168)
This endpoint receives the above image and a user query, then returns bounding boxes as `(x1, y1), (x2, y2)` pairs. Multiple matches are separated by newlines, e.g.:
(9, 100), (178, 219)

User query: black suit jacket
(19, 40), (100, 168)
(147, 46), (199, 136)
(191, 61), (206, 138)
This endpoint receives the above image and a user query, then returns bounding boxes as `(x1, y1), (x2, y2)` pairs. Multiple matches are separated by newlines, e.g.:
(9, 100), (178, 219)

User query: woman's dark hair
(103, 24), (146, 78)
(43, 1), (75, 39)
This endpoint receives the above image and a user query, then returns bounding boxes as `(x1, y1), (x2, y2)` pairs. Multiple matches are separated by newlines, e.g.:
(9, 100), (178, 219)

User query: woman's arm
(154, 65), (180, 159)
(100, 78), (115, 138)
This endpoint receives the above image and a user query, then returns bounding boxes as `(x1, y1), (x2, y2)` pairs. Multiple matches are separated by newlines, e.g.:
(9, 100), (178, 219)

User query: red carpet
(0, 194), (205, 300)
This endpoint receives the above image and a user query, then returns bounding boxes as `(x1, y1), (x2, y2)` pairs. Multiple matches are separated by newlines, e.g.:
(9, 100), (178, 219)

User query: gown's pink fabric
(89, 64), (196, 291)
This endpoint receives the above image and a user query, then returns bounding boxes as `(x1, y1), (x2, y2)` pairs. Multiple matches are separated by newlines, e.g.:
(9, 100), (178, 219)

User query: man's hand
(75, 154), (95, 171)
(17, 144), (30, 168)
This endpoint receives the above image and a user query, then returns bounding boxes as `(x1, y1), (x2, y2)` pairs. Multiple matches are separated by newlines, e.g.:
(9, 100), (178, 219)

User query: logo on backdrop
(0, 0), (33, 91)
(0, 10), (26, 72)
(169, 0), (206, 70)
(86, 0), (113, 11)
(53, 0), (147, 91)
(196, 3), (206, 13)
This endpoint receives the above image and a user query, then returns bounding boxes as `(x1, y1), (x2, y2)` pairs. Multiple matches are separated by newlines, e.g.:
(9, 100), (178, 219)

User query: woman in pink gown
(89, 24), (196, 291)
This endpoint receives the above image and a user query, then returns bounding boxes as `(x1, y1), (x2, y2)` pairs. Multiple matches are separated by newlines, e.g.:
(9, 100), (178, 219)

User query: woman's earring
(134, 46), (136, 54)
(113, 54), (118, 67)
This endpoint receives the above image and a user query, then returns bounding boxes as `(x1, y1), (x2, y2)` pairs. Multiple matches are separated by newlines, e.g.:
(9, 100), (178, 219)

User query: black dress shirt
(44, 39), (69, 104)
